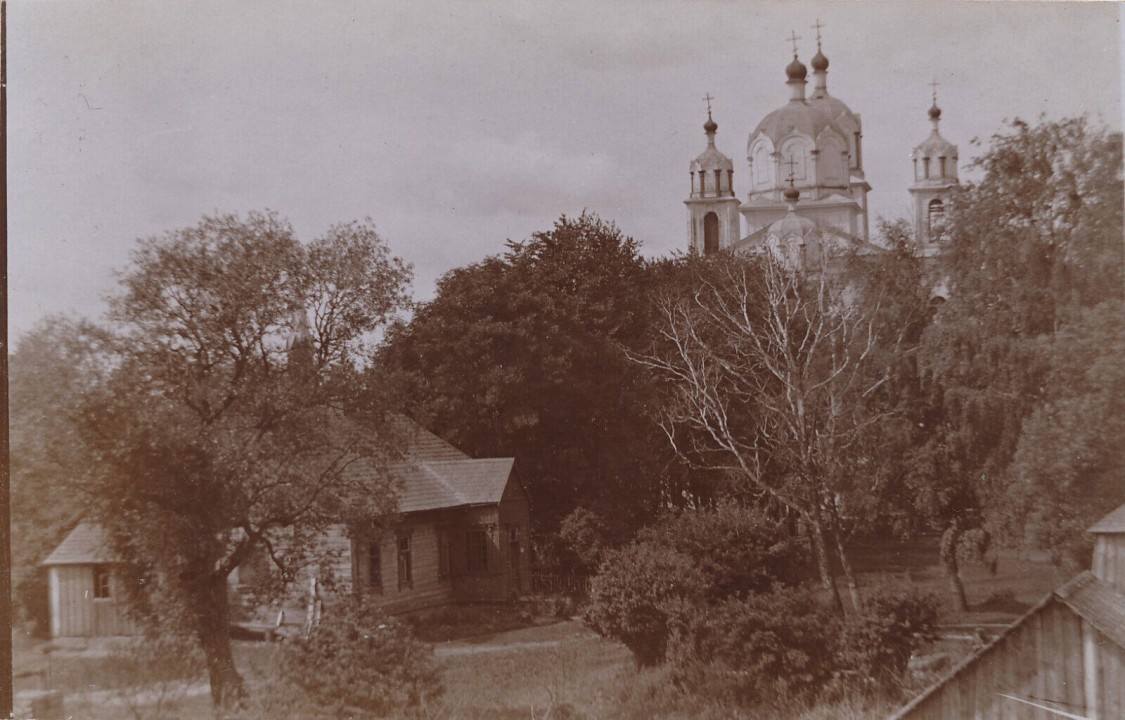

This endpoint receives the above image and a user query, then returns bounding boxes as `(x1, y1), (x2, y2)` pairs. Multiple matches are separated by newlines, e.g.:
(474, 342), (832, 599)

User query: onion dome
(784, 184), (800, 203)
(928, 102), (942, 121)
(704, 113), (718, 134)
(811, 49), (829, 72)
(786, 55), (808, 81)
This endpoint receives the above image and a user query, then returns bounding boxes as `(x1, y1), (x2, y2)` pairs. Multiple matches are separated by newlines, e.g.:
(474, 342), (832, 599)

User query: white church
(685, 30), (959, 267)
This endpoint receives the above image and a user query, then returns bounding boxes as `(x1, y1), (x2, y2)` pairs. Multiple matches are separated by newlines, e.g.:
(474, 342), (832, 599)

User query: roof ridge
(419, 461), (466, 505)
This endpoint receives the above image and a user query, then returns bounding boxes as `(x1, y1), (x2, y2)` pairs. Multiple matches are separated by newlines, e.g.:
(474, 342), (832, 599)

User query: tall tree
(77, 212), (411, 707)
(377, 213), (671, 550)
(916, 117), (1124, 580)
(635, 253), (894, 613)
(9, 317), (108, 634)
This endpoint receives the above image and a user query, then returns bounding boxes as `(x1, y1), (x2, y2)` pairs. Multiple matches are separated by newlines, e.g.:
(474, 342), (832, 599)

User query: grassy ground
(11, 541), (1068, 719)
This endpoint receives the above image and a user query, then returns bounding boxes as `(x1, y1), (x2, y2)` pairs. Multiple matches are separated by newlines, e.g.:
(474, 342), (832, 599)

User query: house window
(368, 541), (383, 590)
(93, 566), (111, 600)
(397, 534), (413, 590)
(467, 527), (489, 574)
(437, 529), (451, 581)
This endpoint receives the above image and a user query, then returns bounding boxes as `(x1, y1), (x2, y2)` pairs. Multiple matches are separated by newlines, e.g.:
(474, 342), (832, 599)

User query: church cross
(703, 92), (714, 115)
(787, 30), (801, 55)
(811, 19), (825, 47)
(930, 79), (940, 102)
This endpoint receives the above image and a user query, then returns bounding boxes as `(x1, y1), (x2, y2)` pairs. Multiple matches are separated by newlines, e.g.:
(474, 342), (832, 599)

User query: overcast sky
(9, 1), (1123, 342)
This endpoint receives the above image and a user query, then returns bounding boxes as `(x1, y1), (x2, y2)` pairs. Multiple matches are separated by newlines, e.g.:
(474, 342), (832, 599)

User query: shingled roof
(42, 523), (117, 566)
(393, 417), (518, 513)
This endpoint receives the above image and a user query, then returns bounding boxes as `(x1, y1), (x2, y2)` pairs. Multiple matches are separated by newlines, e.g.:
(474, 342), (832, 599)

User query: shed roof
(42, 523), (117, 566)
(397, 458), (516, 513)
(888, 571), (1125, 719)
(1087, 503), (1125, 534)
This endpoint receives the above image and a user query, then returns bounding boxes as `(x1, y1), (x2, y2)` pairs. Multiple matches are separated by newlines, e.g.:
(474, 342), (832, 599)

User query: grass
(11, 540), (1068, 719)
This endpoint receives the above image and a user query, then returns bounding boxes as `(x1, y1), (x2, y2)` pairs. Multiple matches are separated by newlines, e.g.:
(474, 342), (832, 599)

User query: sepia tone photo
(7, 1), (1124, 718)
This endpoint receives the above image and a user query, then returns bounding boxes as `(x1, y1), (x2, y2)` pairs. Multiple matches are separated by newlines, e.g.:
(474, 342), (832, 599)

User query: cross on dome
(788, 30), (801, 56)
(812, 19), (825, 49)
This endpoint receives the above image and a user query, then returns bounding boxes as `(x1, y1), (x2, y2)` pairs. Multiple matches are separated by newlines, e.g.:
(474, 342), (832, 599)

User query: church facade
(686, 31), (959, 266)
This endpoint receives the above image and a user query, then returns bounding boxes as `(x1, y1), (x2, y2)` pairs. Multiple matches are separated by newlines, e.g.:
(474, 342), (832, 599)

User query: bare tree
(634, 253), (891, 614)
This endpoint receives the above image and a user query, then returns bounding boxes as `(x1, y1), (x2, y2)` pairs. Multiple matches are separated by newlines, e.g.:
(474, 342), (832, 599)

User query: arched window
(927, 198), (945, 239)
(703, 212), (719, 254)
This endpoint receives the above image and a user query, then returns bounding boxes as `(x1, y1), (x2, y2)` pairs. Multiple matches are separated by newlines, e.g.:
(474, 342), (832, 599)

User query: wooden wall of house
(1093, 534), (1125, 593)
(48, 565), (140, 638)
(896, 599), (1124, 720)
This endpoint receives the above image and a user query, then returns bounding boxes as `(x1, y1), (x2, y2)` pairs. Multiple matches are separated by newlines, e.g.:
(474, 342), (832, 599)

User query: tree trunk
(808, 518), (844, 615)
(831, 525), (862, 613)
(940, 521), (969, 612)
(192, 572), (246, 709)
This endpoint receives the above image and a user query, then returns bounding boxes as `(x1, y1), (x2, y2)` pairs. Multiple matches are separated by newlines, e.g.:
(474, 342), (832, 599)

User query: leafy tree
(377, 213), (671, 545)
(76, 212), (411, 707)
(9, 317), (109, 633)
(634, 252), (894, 613)
(916, 117), (1124, 580)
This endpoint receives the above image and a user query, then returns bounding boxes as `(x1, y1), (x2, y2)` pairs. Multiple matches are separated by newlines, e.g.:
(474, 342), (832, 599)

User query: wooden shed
(890, 505), (1125, 720)
(42, 523), (140, 638)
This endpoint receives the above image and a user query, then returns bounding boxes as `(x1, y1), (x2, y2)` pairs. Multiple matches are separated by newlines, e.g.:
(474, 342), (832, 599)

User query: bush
(584, 542), (707, 666)
(279, 599), (442, 717)
(638, 502), (809, 597)
(666, 587), (843, 708)
(840, 587), (940, 686)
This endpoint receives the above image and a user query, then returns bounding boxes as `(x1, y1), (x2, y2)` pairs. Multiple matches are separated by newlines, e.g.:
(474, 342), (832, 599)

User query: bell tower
(909, 82), (959, 256)
(686, 96), (741, 254)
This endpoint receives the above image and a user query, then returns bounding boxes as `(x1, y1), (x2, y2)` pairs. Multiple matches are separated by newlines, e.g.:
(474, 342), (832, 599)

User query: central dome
(751, 94), (860, 148)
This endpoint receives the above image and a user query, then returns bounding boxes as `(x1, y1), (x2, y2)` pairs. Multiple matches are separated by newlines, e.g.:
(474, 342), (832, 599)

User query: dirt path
(434, 639), (563, 657)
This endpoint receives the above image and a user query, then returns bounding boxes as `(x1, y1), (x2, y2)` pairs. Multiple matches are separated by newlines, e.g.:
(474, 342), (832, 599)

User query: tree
(9, 317), (109, 633)
(76, 212), (411, 707)
(916, 117), (1124, 578)
(377, 213), (672, 547)
(635, 252), (894, 613)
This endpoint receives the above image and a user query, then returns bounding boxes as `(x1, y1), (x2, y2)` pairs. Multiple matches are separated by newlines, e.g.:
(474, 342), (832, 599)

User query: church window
(752, 145), (772, 186)
(853, 132), (863, 168)
(923, 157), (931, 179)
(727, 170), (734, 196)
(714, 169), (722, 196)
(913, 158), (918, 180)
(928, 199), (945, 239)
(698, 171), (706, 196)
(939, 156), (946, 177)
(703, 212), (719, 254)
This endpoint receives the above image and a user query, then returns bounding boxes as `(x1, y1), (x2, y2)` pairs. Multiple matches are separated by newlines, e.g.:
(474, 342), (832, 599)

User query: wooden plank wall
(1093, 535), (1124, 592)
(49, 566), (140, 637)
(896, 599), (1125, 720)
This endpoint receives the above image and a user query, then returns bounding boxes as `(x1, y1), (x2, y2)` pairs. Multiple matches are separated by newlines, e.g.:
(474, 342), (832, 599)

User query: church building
(686, 26), (959, 264)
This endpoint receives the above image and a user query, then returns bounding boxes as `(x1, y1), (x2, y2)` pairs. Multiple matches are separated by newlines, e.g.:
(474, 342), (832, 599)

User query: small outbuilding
(889, 504), (1125, 720)
(42, 523), (140, 638)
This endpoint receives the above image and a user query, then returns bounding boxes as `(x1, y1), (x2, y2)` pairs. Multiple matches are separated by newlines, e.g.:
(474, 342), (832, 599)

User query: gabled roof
(888, 571), (1125, 719)
(397, 458), (517, 513)
(389, 416), (518, 514)
(42, 523), (117, 566)
(1087, 503), (1125, 534)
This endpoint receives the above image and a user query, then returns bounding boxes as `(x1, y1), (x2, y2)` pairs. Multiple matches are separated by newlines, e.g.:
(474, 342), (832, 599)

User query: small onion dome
(811, 49), (829, 72)
(928, 103), (942, 121)
(786, 55), (807, 81)
(784, 184), (800, 203)
(704, 114), (718, 134)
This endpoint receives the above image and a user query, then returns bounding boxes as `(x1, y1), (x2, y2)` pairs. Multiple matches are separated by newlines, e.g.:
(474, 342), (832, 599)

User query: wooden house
(42, 523), (140, 638)
(889, 505), (1125, 720)
(42, 419), (531, 638)
(253, 418), (532, 620)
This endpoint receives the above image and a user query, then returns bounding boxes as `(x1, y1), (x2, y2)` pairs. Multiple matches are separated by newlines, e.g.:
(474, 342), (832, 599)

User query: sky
(8, 0), (1123, 342)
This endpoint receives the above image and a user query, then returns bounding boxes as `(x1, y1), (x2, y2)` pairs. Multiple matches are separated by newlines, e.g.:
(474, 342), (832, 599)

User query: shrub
(584, 542), (707, 666)
(666, 587), (843, 708)
(279, 599), (442, 717)
(638, 502), (809, 597)
(840, 587), (940, 686)
(107, 633), (206, 720)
